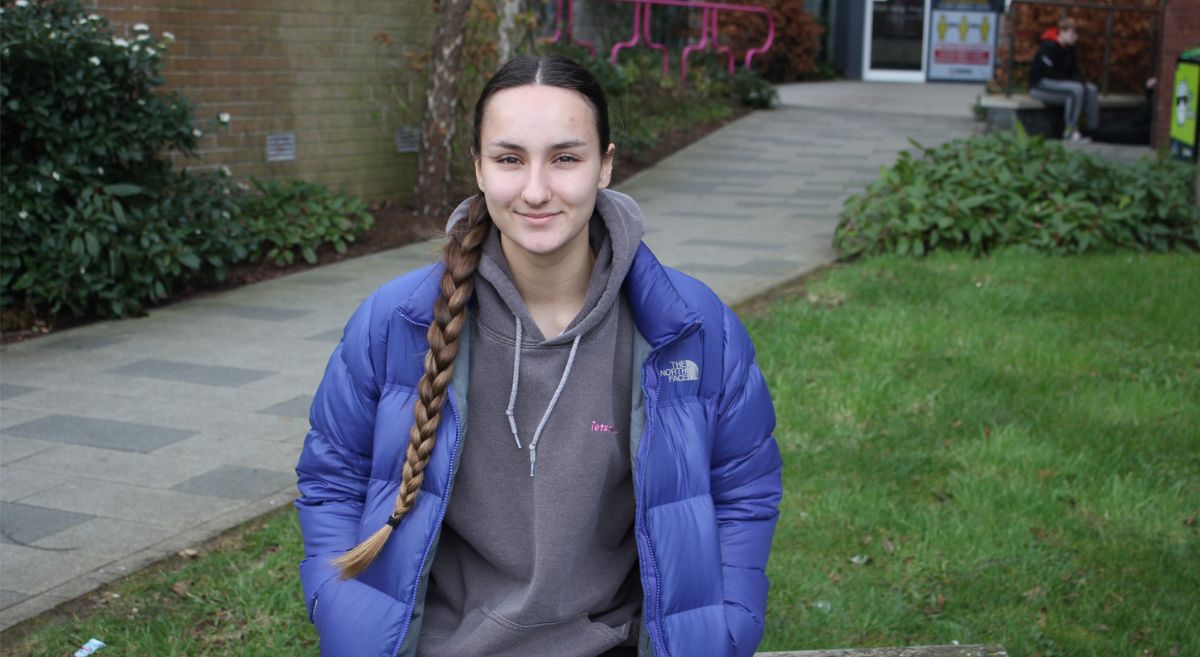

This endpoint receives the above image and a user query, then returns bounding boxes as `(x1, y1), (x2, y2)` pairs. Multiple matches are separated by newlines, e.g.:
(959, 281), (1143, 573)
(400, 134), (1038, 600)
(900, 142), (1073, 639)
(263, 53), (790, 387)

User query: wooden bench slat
(758, 644), (1009, 657)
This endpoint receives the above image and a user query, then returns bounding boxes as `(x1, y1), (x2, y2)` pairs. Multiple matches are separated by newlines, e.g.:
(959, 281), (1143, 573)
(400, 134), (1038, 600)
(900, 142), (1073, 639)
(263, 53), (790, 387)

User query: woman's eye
(496, 155), (521, 165)
(554, 154), (581, 164)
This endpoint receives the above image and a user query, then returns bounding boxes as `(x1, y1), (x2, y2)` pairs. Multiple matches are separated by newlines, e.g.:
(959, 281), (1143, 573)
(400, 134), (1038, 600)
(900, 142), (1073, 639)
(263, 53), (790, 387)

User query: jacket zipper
(393, 389), (461, 657)
(637, 349), (669, 657)
(637, 319), (701, 657)
(392, 312), (466, 657)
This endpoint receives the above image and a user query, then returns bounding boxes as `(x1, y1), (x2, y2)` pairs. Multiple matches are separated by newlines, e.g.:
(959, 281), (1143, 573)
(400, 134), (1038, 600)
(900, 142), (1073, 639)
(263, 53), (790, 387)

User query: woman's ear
(474, 155), (485, 193)
(598, 143), (616, 189)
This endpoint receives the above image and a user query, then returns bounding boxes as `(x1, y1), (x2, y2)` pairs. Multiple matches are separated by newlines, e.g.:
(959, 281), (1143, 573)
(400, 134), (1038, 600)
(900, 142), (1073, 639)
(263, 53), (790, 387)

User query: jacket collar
(395, 244), (703, 347)
(624, 243), (704, 347)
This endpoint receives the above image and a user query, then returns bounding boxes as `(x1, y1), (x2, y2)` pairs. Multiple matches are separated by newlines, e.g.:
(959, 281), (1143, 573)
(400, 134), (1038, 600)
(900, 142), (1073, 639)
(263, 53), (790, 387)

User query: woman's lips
(517, 211), (559, 221)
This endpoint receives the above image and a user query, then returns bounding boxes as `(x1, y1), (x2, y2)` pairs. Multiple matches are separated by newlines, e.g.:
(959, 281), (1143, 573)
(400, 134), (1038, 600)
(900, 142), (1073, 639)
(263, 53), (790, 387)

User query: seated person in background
(1029, 17), (1099, 142)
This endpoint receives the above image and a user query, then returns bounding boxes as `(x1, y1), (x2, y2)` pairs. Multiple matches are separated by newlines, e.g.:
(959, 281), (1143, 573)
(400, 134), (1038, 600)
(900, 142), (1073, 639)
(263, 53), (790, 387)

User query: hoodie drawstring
(504, 316), (582, 477)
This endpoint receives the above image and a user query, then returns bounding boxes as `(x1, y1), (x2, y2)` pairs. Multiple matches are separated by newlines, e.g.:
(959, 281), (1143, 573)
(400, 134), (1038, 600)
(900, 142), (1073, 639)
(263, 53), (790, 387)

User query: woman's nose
(521, 165), (551, 206)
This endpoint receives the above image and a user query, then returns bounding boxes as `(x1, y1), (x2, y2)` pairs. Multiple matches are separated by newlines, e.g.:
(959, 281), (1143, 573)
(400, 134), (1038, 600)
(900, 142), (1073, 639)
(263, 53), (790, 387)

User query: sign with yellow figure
(927, 0), (998, 81)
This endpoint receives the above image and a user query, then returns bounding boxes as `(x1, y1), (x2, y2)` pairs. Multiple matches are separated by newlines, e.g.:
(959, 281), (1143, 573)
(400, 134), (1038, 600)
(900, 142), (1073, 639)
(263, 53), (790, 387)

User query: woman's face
(474, 84), (614, 264)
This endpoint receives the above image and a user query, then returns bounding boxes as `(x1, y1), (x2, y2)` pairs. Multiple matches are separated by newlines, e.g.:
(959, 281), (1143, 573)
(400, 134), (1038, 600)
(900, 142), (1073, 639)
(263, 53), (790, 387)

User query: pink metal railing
(547, 0), (775, 83)
(549, 0), (597, 56)
(611, 0), (774, 82)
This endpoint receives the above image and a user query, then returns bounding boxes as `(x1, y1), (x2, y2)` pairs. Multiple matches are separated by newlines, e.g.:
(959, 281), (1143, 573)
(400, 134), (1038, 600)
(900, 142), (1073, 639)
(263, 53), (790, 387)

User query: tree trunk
(497, 0), (521, 63)
(417, 0), (473, 217)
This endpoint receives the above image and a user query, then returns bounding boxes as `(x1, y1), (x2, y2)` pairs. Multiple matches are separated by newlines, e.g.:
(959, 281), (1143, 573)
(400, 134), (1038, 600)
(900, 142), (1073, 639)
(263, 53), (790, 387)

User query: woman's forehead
(481, 85), (597, 147)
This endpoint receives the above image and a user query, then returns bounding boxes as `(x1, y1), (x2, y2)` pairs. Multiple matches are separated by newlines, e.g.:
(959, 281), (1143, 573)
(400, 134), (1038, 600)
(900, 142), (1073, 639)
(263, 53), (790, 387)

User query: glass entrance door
(863, 0), (930, 81)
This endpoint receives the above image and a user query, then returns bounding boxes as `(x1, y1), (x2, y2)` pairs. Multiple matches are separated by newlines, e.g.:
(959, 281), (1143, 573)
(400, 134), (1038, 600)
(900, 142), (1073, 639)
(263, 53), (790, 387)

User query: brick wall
(91, 0), (435, 203)
(1153, 0), (1200, 149)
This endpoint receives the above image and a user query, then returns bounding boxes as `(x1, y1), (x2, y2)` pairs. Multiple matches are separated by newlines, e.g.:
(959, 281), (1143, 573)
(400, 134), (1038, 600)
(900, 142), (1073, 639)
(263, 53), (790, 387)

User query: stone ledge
(759, 644), (1008, 657)
(978, 93), (1144, 110)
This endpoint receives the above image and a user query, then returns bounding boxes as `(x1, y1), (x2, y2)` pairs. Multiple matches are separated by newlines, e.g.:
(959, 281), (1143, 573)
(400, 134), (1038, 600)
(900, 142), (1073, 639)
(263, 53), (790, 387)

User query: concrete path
(0, 81), (981, 630)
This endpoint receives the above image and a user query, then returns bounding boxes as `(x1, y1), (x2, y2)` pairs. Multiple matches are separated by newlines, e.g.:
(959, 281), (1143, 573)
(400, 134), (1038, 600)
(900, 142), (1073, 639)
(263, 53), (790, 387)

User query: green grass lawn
(751, 251), (1199, 657)
(3, 252), (1197, 657)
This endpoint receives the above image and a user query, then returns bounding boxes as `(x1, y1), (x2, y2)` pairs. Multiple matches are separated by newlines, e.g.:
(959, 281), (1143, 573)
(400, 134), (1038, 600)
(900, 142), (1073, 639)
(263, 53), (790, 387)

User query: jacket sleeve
(1029, 42), (1052, 86)
(710, 306), (783, 657)
(295, 294), (407, 656)
(1064, 47), (1082, 81)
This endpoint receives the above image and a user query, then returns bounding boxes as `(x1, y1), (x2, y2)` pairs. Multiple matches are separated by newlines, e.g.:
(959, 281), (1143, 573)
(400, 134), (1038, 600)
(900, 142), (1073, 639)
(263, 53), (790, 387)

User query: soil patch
(2, 107), (750, 344)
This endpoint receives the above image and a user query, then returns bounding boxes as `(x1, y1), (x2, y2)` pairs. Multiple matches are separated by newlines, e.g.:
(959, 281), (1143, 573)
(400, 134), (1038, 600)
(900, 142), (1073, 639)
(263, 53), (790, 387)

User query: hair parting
(332, 195), (492, 579)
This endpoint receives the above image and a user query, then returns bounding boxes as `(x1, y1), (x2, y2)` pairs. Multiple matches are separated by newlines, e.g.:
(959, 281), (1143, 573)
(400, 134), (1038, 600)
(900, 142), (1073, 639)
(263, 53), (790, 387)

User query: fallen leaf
(1038, 606), (1048, 627)
(882, 538), (896, 554)
(1185, 513), (1197, 527)
(171, 581), (189, 598)
(849, 554), (870, 566)
(1038, 469), (1055, 480)
(1023, 585), (1044, 601)
(1091, 623), (1109, 632)
(984, 426), (992, 438)
(828, 571), (841, 584)
(951, 419), (963, 428)
(923, 594), (947, 616)
(178, 548), (200, 559)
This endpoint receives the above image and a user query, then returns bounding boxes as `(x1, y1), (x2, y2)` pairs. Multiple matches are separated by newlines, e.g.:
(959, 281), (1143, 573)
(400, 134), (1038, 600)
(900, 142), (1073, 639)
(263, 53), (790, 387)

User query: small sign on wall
(395, 126), (420, 153)
(266, 132), (296, 162)
(927, 1), (998, 82)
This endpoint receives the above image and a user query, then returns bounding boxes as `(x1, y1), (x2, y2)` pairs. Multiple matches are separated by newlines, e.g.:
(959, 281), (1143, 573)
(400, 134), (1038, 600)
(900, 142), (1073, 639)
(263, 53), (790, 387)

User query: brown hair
(332, 54), (613, 579)
(332, 195), (491, 579)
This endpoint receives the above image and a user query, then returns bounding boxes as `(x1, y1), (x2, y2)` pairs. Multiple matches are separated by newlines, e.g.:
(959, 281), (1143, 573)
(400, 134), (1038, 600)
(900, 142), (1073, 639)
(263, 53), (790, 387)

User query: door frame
(861, 0), (932, 82)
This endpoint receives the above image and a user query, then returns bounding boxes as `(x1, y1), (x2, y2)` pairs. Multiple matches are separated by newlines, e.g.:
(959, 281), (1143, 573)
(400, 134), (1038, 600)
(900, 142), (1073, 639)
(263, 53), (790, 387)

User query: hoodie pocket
(418, 606), (631, 657)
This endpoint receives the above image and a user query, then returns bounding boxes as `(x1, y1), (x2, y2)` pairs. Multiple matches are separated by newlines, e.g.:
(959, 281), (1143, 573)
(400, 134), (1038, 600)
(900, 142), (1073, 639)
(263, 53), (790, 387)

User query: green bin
(1170, 47), (1200, 161)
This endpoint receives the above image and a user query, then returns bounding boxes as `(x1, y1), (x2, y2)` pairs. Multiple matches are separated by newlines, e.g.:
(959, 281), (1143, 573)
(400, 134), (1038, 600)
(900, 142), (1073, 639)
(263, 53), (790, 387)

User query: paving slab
(0, 383), (37, 400)
(0, 81), (981, 631)
(172, 465), (297, 500)
(2, 414), (196, 453)
(107, 358), (275, 388)
(11, 444), (217, 489)
(0, 467), (72, 502)
(0, 502), (93, 545)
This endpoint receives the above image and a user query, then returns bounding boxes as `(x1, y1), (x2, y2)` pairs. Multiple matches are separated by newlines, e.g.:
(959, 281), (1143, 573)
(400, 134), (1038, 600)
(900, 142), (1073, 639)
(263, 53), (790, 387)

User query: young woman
(295, 55), (782, 657)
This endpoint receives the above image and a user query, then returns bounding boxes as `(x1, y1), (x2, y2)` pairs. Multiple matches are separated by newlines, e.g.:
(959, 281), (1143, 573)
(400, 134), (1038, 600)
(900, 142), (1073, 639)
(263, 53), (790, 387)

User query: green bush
(1, 0), (241, 318)
(1, 0), (375, 325)
(240, 179), (374, 267)
(835, 127), (1198, 258)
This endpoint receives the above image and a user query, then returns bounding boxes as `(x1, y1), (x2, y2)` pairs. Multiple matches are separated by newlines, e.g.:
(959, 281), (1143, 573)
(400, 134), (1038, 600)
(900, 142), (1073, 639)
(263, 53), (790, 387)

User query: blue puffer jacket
(295, 241), (783, 657)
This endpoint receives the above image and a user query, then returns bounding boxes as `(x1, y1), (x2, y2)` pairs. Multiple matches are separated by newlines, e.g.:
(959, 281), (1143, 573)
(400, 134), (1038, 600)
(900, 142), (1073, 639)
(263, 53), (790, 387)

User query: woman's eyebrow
(486, 139), (590, 151)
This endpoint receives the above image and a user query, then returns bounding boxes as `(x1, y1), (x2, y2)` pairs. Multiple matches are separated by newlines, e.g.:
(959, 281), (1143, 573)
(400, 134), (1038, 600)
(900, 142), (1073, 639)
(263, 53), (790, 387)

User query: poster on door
(927, 9), (998, 81)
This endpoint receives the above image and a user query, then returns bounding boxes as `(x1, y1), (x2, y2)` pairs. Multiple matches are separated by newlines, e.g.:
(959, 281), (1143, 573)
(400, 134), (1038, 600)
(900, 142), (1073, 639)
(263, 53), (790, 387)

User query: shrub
(834, 127), (1198, 258)
(718, 0), (824, 83)
(1, 0), (374, 326)
(0, 0), (240, 318)
(240, 179), (374, 267)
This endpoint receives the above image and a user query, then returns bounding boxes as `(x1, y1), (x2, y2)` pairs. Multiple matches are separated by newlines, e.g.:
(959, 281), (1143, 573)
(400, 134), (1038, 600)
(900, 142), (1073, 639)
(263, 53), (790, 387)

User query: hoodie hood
(446, 188), (646, 346)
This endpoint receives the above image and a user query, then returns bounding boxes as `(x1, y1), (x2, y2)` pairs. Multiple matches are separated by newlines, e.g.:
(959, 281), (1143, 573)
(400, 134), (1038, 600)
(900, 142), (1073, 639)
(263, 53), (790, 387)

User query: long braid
(333, 195), (491, 579)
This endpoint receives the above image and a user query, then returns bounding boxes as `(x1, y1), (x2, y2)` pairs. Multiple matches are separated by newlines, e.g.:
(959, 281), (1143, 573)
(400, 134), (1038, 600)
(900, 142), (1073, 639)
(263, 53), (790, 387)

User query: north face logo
(659, 360), (699, 382)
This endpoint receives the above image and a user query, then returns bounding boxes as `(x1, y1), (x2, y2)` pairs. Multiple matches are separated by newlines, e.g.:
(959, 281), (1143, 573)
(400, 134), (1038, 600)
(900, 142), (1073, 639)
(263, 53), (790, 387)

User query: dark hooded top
(1029, 27), (1082, 87)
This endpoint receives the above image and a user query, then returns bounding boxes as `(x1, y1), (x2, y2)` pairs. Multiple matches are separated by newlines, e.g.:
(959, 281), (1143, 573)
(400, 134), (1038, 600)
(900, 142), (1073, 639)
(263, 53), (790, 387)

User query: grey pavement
(0, 81), (981, 630)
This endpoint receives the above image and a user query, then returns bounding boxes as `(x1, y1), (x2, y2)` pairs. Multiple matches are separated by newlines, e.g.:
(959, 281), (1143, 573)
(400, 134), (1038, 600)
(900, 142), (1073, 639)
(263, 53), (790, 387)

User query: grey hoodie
(417, 190), (647, 657)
